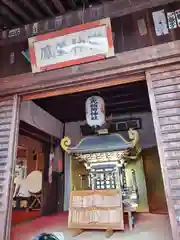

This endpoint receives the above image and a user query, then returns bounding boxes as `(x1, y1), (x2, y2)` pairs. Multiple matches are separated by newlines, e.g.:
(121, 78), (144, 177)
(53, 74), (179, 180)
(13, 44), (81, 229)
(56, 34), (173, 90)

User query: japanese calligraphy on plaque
(28, 18), (114, 73)
(85, 96), (105, 127)
(90, 97), (98, 120)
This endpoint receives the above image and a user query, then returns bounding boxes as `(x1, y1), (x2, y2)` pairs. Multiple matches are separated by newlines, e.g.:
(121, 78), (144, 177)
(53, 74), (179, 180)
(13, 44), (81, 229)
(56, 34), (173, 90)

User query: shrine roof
(68, 133), (133, 154)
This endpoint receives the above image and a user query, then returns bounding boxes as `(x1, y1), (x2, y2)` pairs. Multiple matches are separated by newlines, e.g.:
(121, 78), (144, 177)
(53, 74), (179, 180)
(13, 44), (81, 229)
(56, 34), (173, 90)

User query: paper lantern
(85, 96), (105, 127)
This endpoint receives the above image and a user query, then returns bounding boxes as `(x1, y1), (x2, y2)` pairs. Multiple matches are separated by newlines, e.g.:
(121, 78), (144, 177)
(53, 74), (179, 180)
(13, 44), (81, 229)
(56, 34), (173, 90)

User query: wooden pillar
(0, 96), (20, 240)
(146, 65), (180, 240)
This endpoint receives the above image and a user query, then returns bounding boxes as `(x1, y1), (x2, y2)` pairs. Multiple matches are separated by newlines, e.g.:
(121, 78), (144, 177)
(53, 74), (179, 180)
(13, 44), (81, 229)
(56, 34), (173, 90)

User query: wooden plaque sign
(68, 189), (124, 230)
(28, 18), (114, 73)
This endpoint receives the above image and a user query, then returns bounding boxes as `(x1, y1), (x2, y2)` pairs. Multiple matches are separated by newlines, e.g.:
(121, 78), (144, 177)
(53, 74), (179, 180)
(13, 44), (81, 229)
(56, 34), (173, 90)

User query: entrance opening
(12, 136), (43, 226)
(11, 80), (172, 240)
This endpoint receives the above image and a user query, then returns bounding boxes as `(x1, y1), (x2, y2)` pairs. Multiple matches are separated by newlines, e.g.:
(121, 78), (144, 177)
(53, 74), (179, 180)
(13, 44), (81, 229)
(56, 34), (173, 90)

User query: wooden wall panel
(0, 41), (31, 78)
(0, 96), (20, 240)
(1, 1), (180, 78)
(146, 65), (180, 240)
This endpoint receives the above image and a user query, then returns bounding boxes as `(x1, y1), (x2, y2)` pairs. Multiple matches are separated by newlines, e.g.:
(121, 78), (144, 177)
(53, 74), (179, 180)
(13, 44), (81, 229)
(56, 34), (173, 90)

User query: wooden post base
(71, 229), (84, 237)
(105, 229), (114, 238)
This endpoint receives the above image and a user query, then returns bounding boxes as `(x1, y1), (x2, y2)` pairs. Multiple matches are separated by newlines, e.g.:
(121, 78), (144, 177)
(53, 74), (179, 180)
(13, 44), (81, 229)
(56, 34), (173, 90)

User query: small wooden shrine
(61, 128), (141, 237)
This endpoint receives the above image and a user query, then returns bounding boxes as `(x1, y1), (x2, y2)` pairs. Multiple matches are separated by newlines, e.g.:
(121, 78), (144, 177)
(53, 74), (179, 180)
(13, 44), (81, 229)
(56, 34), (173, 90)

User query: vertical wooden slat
(0, 96), (20, 240)
(146, 66), (180, 240)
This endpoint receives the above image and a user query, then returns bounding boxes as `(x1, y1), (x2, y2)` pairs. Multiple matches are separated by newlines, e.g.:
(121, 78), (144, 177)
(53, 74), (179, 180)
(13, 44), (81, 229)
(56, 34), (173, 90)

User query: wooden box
(68, 189), (124, 230)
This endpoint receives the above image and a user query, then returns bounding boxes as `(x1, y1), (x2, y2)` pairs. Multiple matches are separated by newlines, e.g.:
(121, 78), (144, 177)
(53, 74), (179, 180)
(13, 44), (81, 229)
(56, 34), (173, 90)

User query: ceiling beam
(0, 0), (177, 45)
(2, 0), (32, 22)
(64, 80), (146, 98)
(0, 4), (22, 25)
(36, 0), (55, 17)
(0, 14), (12, 28)
(19, 121), (57, 143)
(108, 104), (151, 114)
(55, 104), (151, 121)
(51, 0), (66, 14)
(0, 17), (4, 26)
(106, 98), (148, 107)
(100, 0), (114, 2)
(59, 92), (147, 105)
(104, 92), (147, 101)
(81, 0), (89, 7)
(19, 0), (44, 19)
(68, 0), (77, 10)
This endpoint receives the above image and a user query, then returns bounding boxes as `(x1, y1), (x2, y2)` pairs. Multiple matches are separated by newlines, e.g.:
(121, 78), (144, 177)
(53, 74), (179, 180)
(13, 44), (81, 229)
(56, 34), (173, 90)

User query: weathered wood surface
(0, 96), (20, 240)
(146, 65), (180, 240)
(1, 41), (180, 99)
(0, 0), (177, 46)
(167, 160), (180, 170)
(1, 2), (180, 78)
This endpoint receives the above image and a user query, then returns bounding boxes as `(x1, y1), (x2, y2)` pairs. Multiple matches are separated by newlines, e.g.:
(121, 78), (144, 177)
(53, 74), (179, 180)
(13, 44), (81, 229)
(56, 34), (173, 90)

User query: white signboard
(29, 18), (114, 73)
(152, 10), (169, 36)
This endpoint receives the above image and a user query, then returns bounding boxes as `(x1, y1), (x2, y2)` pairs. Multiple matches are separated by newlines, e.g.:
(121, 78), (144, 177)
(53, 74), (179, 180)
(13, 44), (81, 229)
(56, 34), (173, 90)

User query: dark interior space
(32, 79), (167, 215)
(34, 80), (151, 122)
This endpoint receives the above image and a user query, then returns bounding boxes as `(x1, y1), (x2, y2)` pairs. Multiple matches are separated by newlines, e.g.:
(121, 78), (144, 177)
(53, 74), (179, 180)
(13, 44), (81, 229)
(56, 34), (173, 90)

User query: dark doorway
(41, 142), (64, 216)
(143, 147), (168, 214)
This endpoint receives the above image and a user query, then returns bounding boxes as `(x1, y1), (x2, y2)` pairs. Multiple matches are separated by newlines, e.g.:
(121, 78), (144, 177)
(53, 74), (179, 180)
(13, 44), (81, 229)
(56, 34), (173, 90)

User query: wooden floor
(11, 212), (172, 240)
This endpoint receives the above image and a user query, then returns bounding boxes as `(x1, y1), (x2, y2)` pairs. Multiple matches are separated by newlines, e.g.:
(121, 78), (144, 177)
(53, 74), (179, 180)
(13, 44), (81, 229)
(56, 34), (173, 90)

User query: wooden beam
(66, 92), (136, 103)
(0, 4), (22, 25)
(36, 0), (55, 17)
(0, 0), (177, 45)
(109, 104), (151, 113)
(68, 0), (77, 10)
(146, 68), (180, 240)
(19, 121), (57, 143)
(0, 17), (4, 26)
(1, 40), (180, 99)
(2, 0), (32, 22)
(20, 0), (44, 19)
(106, 98), (148, 107)
(51, 0), (65, 14)
(103, 0), (114, 1)
(66, 80), (146, 98)
(19, 0), (44, 19)
(0, 15), (12, 28)
(81, 0), (89, 7)
(22, 75), (145, 101)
